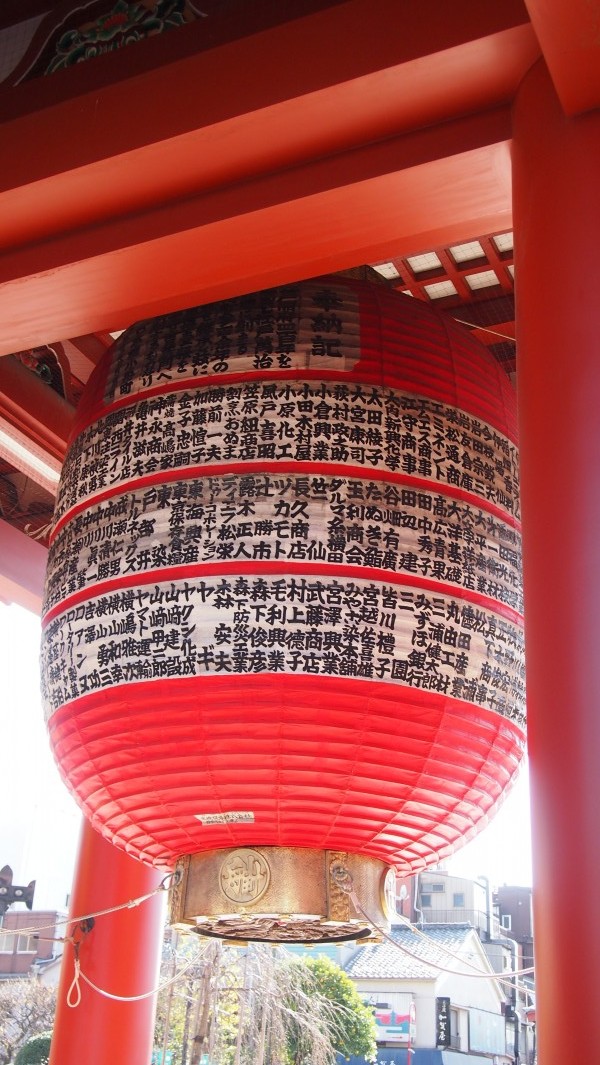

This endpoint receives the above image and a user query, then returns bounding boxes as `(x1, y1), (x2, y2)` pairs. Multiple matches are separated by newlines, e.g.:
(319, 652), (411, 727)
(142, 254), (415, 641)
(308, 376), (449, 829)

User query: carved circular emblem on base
(171, 847), (393, 943)
(219, 848), (271, 905)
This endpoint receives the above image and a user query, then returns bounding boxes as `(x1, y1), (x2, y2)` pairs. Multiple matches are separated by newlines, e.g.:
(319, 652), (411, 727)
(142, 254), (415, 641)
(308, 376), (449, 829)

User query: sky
(1, 601), (80, 912)
(446, 762), (532, 886)
(0, 600), (533, 914)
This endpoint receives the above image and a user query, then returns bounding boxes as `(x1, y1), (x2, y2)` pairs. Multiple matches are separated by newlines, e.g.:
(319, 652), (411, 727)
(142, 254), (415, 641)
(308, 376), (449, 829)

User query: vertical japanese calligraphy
(41, 575), (525, 723)
(45, 475), (522, 614)
(54, 380), (519, 526)
(42, 278), (525, 872)
(103, 283), (361, 401)
(436, 997), (451, 1048)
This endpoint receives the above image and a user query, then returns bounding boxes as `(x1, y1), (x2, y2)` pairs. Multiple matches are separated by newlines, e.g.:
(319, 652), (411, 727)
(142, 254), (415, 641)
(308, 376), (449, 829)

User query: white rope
(331, 866), (535, 984)
(388, 908), (535, 980)
(66, 957), (82, 1008)
(6, 871), (178, 940)
(24, 520), (53, 541)
(67, 939), (207, 1007)
(452, 317), (516, 344)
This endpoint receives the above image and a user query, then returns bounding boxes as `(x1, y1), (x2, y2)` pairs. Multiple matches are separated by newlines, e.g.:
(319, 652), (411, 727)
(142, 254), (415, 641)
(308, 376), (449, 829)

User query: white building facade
(343, 923), (513, 1065)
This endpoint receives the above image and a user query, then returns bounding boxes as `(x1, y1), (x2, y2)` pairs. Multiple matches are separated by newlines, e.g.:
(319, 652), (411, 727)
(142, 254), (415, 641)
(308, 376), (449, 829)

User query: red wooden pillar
(49, 819), (164, 1065)
(513, 61), (600, 1064)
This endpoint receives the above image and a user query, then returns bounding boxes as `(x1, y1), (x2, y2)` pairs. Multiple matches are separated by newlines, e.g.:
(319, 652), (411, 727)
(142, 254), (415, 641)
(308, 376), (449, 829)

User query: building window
(17, 934), (37, 952)
(421, 894), (432, 908)
(0, 932), (37, 952)
(453, 893), (465, 907)
(450, 1008), (461, 1050)
(432, 883), (444, 892)
(501, 914), (512, 931)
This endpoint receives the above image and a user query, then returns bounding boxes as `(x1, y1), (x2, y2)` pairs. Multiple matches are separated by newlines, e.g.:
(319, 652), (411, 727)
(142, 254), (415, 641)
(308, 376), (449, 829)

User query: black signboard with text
(436, 996), (451, 1048)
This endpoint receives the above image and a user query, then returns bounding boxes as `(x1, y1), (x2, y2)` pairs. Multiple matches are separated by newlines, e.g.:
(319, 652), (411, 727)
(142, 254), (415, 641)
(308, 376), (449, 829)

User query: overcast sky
(1, 600), (532, 915)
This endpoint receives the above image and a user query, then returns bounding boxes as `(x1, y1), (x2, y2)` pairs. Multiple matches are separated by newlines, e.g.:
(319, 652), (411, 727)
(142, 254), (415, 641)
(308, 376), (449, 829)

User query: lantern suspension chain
(331, 865), (535, 982)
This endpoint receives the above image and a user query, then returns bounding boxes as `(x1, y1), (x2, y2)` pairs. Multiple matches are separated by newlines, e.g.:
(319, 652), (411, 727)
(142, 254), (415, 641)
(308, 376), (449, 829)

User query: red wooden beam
(0, 109), (515, 354)
(514, 60), (600, 1064)
(0, 0), (538, 354)
(0, 518), (47, 612)
(523, 0), (600, 116)
(0, 354), (73, 459)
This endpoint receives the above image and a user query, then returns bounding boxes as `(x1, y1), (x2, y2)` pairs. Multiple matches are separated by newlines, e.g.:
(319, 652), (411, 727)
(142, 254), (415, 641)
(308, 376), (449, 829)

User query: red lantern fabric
(41, 278), (524, 872)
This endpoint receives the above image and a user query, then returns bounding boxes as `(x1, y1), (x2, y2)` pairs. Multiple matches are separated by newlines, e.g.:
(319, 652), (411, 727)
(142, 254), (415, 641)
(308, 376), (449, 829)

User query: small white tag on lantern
(195, 811), (255, 825)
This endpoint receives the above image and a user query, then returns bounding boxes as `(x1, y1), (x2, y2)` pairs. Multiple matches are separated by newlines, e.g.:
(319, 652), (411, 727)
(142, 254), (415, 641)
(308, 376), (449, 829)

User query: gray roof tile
(345, 923), (477, 980)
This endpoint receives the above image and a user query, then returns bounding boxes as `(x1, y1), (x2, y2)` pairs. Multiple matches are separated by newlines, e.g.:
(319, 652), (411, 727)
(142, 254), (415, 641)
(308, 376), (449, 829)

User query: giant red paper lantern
(41, 277), (524, 940)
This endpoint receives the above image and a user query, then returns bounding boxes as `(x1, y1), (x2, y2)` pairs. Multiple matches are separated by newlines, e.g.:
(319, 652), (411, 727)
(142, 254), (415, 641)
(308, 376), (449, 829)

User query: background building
(391, 870), (536, 1062)
(495, 885), (534, 973)
(343, 923), (518, 1065)
(0, 909), (65, 984)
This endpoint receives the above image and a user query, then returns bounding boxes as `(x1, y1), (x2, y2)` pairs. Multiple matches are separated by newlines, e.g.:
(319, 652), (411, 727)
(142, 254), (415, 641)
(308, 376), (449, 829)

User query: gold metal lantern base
(169, 847), (395, 944)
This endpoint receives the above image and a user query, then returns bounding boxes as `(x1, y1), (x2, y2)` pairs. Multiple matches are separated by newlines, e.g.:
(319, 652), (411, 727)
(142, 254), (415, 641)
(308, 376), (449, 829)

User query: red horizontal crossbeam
(0, 0), (538, 354)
